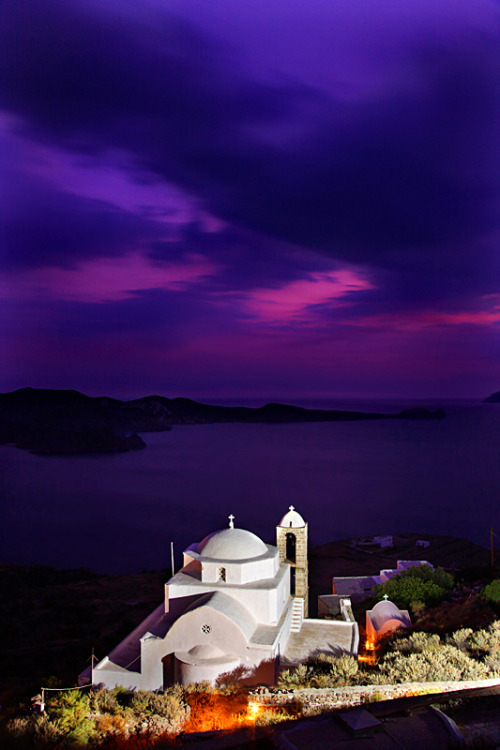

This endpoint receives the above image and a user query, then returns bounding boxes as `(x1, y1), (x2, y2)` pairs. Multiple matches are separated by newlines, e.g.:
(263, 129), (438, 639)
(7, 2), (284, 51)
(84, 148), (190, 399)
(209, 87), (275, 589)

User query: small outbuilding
(365, 598), (411, 643)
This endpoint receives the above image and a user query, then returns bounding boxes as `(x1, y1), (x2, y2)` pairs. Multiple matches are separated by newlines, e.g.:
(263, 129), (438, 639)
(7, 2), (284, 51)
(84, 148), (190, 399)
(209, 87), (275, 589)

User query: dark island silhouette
(484, 391), (500, 403)
(0, 388), (445, 455)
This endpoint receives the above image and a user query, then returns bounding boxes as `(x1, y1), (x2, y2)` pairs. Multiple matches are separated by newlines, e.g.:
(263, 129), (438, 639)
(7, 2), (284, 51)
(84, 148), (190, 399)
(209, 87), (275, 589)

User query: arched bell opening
(286, 532), (296, 563)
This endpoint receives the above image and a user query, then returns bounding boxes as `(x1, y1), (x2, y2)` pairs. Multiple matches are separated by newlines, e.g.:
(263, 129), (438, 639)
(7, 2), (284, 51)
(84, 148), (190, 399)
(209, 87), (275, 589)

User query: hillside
(484, 391), (500, 403)
(0, 388), (445, 455)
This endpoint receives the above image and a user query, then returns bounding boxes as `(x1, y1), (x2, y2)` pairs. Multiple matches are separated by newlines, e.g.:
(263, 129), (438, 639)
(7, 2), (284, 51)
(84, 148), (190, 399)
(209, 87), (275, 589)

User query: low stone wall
(250, 677), (500, 711)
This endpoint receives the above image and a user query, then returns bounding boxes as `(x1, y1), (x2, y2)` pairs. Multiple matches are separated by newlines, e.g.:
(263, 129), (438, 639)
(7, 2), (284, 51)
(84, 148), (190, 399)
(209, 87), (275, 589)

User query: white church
(82, 508), (358, 689)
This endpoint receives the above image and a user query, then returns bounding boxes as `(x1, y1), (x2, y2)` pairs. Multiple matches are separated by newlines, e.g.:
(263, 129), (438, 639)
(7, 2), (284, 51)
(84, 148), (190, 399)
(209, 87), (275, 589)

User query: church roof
(278, 506), (306, 528)
(197, 527), (268, 561)
(172, 590), (257, 643)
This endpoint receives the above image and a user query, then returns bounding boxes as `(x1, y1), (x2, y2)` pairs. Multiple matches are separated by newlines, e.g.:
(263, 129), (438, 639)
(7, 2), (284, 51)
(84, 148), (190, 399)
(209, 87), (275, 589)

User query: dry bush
(96, 712), (132, 737)
(390, 632), (441, 655)
(182, 687), (248, 733)
(446, 628), (473, 652)
(278, 654), (360, 689)
(380, 641), (492, 683)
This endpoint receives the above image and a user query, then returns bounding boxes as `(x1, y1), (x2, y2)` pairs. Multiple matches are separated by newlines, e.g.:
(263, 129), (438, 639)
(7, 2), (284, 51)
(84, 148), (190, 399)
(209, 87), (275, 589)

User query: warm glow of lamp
(248, 702), (261, 720)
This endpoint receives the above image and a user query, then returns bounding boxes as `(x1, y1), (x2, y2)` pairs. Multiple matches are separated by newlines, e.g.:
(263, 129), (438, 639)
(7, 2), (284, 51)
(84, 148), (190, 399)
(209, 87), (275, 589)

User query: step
(290, 598), (304, 632)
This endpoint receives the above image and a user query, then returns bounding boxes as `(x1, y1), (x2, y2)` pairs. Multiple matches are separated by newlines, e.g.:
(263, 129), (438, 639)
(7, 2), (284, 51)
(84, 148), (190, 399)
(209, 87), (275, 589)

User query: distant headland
(0, 388), (445, 455)
(484, 391), (500, 403)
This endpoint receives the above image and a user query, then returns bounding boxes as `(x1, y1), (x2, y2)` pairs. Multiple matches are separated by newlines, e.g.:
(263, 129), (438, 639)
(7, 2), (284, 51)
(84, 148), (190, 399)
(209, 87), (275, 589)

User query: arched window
(286, 533), (296, 563)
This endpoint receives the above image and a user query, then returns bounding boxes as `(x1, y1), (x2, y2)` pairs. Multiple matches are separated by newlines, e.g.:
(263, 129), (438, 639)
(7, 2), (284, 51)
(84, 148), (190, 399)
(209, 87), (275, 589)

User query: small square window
(218, 567), (226, 581)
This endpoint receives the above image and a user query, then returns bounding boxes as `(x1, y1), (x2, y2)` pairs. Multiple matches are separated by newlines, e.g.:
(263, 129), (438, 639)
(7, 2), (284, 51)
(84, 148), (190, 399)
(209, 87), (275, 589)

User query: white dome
(371, 600), (401, 617)
(370, 600), (404, 630)
(186, 644), (226, 659)
(278, 506), (306, 528)
(197, 528), (268, 560)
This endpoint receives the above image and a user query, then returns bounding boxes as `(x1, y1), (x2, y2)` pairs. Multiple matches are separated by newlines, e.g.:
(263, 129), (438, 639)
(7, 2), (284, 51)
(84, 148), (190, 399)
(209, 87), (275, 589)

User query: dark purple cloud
(2, 1), (497, 274)
(149, 223), (337, 291)
(0, 169), (171, 270)
(1, 0), (499, 397)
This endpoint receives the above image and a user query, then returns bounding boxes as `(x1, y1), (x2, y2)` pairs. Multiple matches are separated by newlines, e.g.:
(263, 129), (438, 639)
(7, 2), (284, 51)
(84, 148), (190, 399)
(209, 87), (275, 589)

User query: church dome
(370, 600), (405, 629)
(185, 644), (226, 659)
(197, 528), (268, 560)
(278, 506), (306, 528)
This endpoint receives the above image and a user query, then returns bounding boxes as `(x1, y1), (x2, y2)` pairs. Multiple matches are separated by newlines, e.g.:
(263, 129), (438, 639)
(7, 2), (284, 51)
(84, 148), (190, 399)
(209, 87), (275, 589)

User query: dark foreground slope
(0, 388), (444, 455)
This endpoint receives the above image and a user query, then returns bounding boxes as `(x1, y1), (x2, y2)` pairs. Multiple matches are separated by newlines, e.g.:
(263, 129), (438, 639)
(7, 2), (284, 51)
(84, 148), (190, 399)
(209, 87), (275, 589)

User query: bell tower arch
(276, 506), (308, 616)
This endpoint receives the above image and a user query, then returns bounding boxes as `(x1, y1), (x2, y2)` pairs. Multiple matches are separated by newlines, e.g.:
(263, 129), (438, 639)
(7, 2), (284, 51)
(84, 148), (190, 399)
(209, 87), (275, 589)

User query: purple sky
(1, 0), (499, 400)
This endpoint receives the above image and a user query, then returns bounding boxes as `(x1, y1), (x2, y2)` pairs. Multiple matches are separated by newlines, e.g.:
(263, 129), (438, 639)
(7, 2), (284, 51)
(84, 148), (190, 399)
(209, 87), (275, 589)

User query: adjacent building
(365, 597), (412, 644)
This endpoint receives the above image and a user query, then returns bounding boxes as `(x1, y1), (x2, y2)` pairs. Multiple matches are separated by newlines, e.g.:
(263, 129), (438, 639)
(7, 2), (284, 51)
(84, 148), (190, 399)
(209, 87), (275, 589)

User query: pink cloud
(233, 269), (373, 325)
(1, 252), (218, 303)
(349, 297), (500, 331)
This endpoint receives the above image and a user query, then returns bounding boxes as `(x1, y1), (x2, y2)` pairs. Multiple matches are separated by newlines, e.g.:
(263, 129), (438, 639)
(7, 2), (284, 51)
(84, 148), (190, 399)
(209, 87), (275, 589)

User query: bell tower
(276, 506), (308, 617)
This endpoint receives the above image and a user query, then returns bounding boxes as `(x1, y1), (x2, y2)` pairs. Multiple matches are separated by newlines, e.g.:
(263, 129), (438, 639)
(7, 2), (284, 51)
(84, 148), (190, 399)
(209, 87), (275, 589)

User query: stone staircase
(290, 597), (304, 632)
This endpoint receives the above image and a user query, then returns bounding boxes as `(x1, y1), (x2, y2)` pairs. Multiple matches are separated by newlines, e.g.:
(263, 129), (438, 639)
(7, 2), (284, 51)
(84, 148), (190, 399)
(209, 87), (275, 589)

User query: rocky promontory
(484, 391), (500, 403)
(0, 388), (445, 455)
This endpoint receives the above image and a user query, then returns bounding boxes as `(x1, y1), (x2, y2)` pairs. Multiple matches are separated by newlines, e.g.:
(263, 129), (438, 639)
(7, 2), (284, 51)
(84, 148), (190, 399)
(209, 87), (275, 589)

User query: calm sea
(1, 400), (499, 574)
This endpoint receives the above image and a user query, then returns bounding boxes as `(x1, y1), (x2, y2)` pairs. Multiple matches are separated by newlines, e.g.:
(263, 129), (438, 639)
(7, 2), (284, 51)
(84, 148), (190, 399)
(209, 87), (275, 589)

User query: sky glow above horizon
(1, 0), (499, 400)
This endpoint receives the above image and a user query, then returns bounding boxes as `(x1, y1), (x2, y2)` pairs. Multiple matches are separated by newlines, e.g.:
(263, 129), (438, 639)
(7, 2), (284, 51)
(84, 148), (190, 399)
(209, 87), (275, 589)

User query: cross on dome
(228, 514), (235, 529)
(289, 505), (295, 512)
(383, 594), (389, 601)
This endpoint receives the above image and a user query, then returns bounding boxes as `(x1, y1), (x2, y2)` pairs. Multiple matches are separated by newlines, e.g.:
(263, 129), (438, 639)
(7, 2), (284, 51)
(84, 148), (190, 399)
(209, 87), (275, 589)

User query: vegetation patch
(2, 682), (300, 748)
(372, 564), (454, 611)
(482, 579), (500, 605)
(279, 621), (500, 689)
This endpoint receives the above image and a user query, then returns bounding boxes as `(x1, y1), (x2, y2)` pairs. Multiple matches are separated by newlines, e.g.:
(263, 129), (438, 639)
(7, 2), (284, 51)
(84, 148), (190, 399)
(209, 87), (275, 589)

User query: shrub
(278, 663), (310, 688)
(278, 654), (360, 689)
(391, 632), (441, 655)
(373, 565), (453, 610)
(446, 628), (473, 652)
(410, 600), (425, 619)
(129, 689), (190, 734)
(379, 621), (500, 683)
(90, 686), (120, 713)
(12, 714), (66, 745)
(47, 689), (96, 744)
(328, 654), (359, 685)
(96, 712), (131, 737)
(483, 579), (500, 603)
(183, 687), (247, 733)
(379, 646), (488, 683)
(374, 577), (444, 610)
